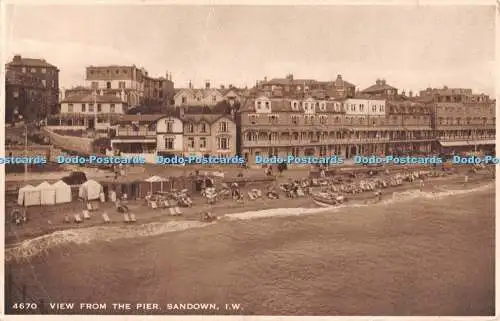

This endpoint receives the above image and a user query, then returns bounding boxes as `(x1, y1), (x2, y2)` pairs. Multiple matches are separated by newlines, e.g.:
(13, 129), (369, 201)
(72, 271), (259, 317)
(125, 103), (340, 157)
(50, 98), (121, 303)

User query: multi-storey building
(360, 79), (398, 100)
(5, 69), (46, 122)
(110, 113), (183, 163)
(419, 87), (496, 154)
(256, 74), (356, 99)
(182, 102), (238, 158)
(5, 55), (59, 118)
(174, 81), (226, 106)
(53, 90), (128, 130)
(85, 65), (174, 107)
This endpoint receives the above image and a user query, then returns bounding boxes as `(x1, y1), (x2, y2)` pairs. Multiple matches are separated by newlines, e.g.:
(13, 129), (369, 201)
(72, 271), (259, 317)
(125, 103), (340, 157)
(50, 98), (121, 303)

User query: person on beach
(419, 178), (424, 191)
(464, 174), (469, 186)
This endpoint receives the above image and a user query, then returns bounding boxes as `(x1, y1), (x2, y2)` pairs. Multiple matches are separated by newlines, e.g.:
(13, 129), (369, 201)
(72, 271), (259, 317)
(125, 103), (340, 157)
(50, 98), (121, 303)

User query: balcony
(115, 129), (156, 137)
(242, 137), (392, 147)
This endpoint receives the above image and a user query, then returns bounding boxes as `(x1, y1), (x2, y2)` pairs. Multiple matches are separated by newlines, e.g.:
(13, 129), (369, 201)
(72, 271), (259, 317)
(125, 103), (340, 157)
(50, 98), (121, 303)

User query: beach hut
(53, 180), (72, 204)
(78, 179), (104, 201)
(145, 175), (169, 194)
(17, 185), (41, 206)
(37, 181), (57, 205)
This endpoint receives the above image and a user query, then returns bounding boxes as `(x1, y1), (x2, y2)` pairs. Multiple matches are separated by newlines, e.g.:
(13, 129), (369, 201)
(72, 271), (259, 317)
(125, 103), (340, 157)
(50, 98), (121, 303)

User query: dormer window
(320, 103), (326, 111)
(319, 115), (327, 124)
(257, 101), (262, 109)
(186, 123), (194, 133)
(265, 101), (270, 108)
(249, 115), (257, 124)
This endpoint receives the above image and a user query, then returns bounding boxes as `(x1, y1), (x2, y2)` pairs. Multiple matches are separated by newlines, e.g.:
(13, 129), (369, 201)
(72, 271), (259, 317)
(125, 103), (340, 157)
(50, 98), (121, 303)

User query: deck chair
(247, 192), (256, 200)
(74, 214), (83, 223)
(168, 207), (176, 215)
(129, 213), (137, 222)
(123, 213), (130, 223)
(102, 212), (111, 223)
(254, 189), (262, 198)
(83, 210), (91, 219)
(150, 201), (158, 209)
(63, 215), (71, 223)
(162, 199), (171, 207)
(296, 188), (305, 197)
(173, 206), (182, 215)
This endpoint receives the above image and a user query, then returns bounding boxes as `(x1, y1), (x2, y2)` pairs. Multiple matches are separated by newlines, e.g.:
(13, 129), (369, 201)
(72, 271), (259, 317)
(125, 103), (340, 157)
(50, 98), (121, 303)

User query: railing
(116, 129), (156, 137)
(438, 135), (495, 141)
(243, 137), (395, 147)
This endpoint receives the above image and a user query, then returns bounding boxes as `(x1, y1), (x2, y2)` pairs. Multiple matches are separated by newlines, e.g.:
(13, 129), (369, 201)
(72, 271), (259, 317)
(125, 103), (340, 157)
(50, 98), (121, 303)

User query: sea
(5, 182), (495, 316)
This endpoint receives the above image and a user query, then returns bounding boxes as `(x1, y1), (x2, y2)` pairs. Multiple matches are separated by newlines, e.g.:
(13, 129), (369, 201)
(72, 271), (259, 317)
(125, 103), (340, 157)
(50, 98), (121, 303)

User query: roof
(118, 114), (176, 123)
(361, 80), (396, 93)
(61, 93), (125, 103)
(174, 88), (223, 98)
(264, 78), (317, 86)
(183, 114), (233, 124)
(7, 56), (57, 69)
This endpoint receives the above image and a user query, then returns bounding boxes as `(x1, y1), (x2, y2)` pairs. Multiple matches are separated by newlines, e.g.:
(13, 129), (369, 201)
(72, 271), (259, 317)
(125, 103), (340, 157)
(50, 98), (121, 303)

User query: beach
(4, 170), (495, 316)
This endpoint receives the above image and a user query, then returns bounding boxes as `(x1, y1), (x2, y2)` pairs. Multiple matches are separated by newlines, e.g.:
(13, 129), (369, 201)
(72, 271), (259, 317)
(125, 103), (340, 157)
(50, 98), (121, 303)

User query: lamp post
(13, 109), (28, 181)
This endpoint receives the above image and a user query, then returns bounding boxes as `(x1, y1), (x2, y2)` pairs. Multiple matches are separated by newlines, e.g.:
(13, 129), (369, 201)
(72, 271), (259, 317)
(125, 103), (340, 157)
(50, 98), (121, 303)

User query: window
(217, 137), (229, 150)
(219, 122), (228, 132)
(91, 81), (98, 89)
(81, 104), (86, 112)
(265, 101), (270, 108)
(372, 105), (376, 112)
(110, 104), (115, 113)
(97, 104), (102, 112)
(40, 68), (46, 74)
(257, 101), (262, 109)
(88, 104), (94, 112)
(41, 80), (46, 87)
(292, 116), (299, 124)
(106, 81), (111, 89)
(186, 123), (194, 133)
(119, 81), (126, 89)
(12, 91), (19, 98)
(200, 137), (207, 149)
(212, 95), (217, 103)
(249, 115), (257, 124)
(320, 116), (327, 124)
(181, 96), (187, 104)
(52, 80), (56, 88)
(30, 68), (36, 73)
(200, 123), (207, 133)
(165, 137), (174, 149)
(360, 104), (364, 112)
(22, 67), (26, 73)
(68, 104), (74, 112)
(187, 137), (195, 148)
(166, 121), (174, 132)
(269, 115), (278, 124)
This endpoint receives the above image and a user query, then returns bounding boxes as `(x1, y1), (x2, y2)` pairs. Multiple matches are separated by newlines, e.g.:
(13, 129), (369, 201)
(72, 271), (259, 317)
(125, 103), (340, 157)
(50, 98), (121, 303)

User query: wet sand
(5, 178), (495, 316)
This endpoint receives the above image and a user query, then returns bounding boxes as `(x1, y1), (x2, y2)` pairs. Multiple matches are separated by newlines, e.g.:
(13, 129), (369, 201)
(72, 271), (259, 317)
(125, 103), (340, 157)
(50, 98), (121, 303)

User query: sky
(4, 4), (496, 95)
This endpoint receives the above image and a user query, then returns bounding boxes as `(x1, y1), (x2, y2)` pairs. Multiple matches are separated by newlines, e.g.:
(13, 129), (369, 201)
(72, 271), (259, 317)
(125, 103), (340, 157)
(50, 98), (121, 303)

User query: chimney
(264, 76), (268, 82)
(381, 79), (386, 85)
(409, 90), (413, 97)
(166, 70), (169, 79)
(169, 73), (172, 81)
(376, 79), (381, 85)
(59, 88), (65, 100)
(13, 55), (21, 61)
(401, 90), (406, 97)
(220, 85), (225, 90)
(337, 74), (342, 80)
(188, 81), (192, 89)
(205, 80), (210, 89)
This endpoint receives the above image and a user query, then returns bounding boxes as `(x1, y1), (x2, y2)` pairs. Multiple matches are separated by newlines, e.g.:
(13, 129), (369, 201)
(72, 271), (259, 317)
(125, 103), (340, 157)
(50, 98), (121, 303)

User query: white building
(56, 90), (127, 130)
(343, 98), (386, 116)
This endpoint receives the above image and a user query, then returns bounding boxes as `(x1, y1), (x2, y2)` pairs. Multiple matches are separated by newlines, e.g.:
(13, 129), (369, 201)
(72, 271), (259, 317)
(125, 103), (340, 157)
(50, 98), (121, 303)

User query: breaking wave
(5, 182), (494, 263)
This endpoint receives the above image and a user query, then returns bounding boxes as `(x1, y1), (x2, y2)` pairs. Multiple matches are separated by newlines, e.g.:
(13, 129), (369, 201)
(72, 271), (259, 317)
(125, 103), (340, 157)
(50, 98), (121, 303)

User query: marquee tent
(37, 181), (57, 205)
(17, 185), (41, 206)
(78, 179), (104, 201)
(145, 175), (169, 193)
(53, 180), (72, 204)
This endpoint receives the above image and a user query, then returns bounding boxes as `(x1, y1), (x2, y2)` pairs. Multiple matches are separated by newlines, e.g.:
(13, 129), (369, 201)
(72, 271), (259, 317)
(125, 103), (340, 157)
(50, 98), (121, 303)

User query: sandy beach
(4, 168), (495, 316)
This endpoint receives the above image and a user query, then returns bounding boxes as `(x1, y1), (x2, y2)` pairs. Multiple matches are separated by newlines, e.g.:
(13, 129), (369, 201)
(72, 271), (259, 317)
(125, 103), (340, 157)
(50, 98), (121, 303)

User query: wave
(5, 182), (494, 263)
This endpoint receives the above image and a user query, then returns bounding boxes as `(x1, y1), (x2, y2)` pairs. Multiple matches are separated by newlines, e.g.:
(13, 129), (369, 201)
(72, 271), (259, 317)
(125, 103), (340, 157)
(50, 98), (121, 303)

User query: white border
(1, 0), (498, 321)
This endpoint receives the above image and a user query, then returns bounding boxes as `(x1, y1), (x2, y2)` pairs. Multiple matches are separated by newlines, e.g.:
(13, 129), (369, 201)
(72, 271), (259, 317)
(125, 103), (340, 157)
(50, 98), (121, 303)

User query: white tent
(37, 181), (57, 205)
(145, 175), (169, 193)
(53, 180), (72, 204)
(17, 185), (41, 206)
(78, 179), (103, 201)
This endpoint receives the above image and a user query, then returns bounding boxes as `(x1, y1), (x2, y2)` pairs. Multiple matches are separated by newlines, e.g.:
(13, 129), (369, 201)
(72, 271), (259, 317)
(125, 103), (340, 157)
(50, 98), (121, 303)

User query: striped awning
(439, 140), (496, 147)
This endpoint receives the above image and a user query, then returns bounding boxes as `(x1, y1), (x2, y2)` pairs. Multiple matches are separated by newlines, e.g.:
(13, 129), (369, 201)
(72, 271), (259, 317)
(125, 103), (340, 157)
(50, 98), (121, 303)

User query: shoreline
(5, 171), (493, 247)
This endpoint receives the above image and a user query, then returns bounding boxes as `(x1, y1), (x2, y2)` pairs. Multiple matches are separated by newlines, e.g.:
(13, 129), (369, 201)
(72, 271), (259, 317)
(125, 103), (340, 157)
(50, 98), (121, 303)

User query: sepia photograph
(3, 1), (496, 317)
